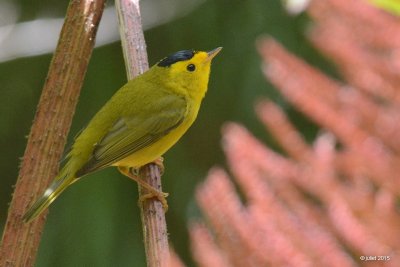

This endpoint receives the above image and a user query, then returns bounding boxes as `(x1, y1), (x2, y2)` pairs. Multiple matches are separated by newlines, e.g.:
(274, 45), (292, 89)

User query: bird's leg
(118, 159), (168, 212)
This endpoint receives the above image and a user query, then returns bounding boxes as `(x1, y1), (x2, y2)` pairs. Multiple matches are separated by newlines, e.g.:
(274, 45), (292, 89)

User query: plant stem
(115, 0), (170, 266)
(0, 0), (105, 266)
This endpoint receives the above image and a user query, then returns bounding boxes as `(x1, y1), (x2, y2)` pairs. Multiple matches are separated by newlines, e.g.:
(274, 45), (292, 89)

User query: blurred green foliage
(0, 0), (332, 266)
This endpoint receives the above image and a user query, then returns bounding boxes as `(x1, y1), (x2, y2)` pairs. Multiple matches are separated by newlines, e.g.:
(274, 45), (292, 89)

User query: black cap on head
(158, 50), (196, 67)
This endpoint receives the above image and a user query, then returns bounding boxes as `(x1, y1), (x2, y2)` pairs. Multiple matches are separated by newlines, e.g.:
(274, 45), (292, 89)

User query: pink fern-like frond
(189, 0), (400, 266)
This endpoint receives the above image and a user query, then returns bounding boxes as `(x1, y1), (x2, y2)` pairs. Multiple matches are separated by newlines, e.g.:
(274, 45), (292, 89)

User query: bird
(23, 47), (222, 222)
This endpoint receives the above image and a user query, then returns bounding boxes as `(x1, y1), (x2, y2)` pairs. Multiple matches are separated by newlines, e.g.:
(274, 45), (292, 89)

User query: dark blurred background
(0, 0), (325, 266)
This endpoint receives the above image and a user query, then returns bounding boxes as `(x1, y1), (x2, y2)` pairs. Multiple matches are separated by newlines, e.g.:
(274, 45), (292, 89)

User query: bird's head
(153, 47), (222, 99)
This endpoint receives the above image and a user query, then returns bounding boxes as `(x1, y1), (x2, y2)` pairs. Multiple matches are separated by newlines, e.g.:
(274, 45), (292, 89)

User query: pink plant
(189, 0), (400, 266)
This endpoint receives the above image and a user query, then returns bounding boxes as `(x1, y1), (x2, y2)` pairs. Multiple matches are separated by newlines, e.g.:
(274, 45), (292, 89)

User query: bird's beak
(206, 47), (222, 62)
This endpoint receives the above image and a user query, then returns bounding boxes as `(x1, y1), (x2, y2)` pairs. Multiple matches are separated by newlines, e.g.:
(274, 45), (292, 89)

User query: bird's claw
(118, 165), (169, 212)
(138, 191), (169, 212)
(152, 157), (164, 175)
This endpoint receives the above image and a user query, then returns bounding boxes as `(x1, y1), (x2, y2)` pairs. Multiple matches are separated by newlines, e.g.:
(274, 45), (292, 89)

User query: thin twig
(0, 0), (105, 266)
(115, 0), (170, 266)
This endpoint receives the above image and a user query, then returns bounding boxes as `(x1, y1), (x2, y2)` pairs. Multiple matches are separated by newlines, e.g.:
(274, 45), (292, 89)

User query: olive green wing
(76, 95), (187, 176)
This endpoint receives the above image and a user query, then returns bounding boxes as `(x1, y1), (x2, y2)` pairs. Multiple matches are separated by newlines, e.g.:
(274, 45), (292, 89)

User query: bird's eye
(187, 64), (196, 72)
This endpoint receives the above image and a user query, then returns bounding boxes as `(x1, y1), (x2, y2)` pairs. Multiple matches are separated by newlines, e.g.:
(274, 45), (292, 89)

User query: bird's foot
(118, 165), (168, 212)
(152, 156), (164, 175)
(139, 191), (169, 212)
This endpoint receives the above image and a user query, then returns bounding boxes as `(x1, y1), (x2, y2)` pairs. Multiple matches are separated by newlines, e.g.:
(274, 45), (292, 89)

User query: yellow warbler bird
(23, 47), (222, 222)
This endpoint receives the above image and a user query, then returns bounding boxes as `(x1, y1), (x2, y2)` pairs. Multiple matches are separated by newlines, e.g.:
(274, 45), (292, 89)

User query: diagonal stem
(115, 0), (170, 266)
(0, 0), (105, 266)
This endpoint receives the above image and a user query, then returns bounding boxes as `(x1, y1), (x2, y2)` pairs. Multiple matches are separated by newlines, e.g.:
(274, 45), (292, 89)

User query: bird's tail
(23, 170), (76, 223)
